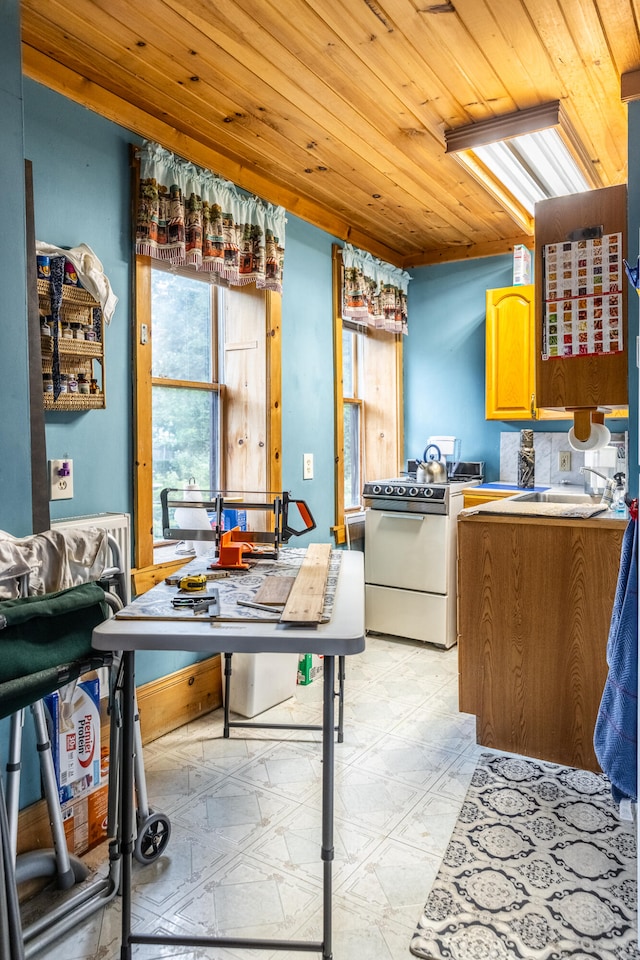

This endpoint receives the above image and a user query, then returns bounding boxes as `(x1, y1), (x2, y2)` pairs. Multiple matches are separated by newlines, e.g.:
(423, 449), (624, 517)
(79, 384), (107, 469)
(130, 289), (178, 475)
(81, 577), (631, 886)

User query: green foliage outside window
(151, 269), (220, 539)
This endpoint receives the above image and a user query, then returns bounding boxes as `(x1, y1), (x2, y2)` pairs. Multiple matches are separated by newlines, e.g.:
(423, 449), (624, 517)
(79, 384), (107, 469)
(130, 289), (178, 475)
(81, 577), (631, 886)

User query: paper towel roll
(568, 422), (611, 452)
(174, 483), (213, 557)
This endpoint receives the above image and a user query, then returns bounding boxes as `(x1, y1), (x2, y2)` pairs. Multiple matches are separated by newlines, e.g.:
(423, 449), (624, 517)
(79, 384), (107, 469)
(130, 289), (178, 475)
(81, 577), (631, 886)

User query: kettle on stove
(416, 444), (447, 483)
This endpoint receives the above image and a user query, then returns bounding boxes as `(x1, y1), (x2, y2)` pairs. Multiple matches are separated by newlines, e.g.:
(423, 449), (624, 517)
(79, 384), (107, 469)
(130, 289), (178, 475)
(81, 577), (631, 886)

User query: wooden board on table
(281, 543), (332, 623)
(253, 575), (295, 605)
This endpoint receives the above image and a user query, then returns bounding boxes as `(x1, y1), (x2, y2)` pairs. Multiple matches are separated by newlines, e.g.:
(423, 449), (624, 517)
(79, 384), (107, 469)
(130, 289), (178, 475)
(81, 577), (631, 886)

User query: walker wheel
(134, 811), (171, 864)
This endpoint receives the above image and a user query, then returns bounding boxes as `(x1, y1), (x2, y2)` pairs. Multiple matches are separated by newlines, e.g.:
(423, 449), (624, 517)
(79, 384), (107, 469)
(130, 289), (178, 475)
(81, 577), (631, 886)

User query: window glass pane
(342, 328), (354, 398)
(152, 385), (219, 539)
(151, 270), (213, 382)
(343, 402), (361, 509)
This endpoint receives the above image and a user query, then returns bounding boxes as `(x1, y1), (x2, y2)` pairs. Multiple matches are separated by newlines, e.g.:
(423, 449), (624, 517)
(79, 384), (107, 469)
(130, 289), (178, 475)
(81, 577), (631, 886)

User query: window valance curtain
(342, 243), (411, 335)
(135, 141), (286, 293)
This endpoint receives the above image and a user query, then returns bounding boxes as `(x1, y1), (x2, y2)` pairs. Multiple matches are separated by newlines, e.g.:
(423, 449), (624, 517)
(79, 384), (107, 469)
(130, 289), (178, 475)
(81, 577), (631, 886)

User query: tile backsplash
(500, 430), (627, 488)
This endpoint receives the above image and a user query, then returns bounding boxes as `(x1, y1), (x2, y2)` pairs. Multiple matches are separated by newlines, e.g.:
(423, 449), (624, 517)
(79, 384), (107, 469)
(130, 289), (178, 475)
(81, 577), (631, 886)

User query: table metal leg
(321, 655), (335, 960)
(336, 656), (345, 744)
(223, 653), (232, 738)
(120, 651), (135, 960)
(117, 649), (339, 958)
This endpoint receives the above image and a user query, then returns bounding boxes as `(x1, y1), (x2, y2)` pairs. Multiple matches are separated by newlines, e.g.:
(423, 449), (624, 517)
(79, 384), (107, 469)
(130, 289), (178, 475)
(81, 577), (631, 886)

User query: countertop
(469, 481), (551, 492)
(460, 482), (628, 526)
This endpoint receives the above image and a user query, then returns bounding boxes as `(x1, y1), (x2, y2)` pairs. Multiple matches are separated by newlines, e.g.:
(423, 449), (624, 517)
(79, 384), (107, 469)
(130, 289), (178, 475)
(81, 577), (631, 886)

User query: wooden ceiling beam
(404, 233), (535, 268)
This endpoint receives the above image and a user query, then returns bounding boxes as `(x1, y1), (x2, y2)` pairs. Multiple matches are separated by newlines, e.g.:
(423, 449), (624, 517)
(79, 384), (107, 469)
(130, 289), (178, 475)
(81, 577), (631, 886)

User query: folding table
(92, 548), (365, 960)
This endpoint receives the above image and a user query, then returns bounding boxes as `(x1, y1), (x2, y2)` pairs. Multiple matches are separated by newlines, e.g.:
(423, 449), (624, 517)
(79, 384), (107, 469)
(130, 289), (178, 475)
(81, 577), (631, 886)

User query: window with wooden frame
(332, 245), (403, 545)
(133, 257), (282, 587)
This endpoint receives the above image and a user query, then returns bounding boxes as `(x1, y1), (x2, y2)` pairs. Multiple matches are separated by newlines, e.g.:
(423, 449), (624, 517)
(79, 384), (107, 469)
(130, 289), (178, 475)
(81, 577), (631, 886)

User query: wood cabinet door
(486, 285), (535, 419)
(458, 515), (623, 772)
(534, 185), (628, 411)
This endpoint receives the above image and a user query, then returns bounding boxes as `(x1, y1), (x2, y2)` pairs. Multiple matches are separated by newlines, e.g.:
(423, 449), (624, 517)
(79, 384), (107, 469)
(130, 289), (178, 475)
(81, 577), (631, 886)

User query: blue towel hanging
(594, 517), (638, 803)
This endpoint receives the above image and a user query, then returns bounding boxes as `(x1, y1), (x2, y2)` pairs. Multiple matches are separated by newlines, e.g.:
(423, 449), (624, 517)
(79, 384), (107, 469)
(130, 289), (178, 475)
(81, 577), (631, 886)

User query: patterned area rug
(411, 752), (637, 960)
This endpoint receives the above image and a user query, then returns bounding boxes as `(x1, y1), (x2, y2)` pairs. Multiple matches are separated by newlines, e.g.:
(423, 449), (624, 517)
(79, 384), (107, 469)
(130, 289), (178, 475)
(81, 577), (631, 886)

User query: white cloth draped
(0, 528), (111, 599)
(35, 241), (118, 325)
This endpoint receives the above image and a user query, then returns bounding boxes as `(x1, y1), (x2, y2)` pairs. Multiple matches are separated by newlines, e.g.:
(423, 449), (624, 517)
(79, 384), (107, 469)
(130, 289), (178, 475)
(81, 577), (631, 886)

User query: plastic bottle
(612, 472), (627, 516)
(174, 482), (213, 557)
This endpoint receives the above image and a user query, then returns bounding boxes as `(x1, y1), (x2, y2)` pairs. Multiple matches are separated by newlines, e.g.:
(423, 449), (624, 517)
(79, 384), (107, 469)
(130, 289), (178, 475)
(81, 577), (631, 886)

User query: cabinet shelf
(37, 276), (105, 411)
(40, 337), (102, 359)
(44, 393), (105, 411)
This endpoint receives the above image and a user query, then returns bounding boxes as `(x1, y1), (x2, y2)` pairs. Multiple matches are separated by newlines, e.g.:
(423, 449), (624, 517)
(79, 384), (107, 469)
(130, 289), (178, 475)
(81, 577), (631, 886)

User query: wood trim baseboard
(136, 654), (221, 744)
(16, 654), (222, 856)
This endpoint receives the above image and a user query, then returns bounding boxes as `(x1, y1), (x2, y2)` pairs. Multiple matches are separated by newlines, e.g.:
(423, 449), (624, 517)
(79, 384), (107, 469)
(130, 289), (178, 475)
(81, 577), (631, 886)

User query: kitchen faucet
(580, 466), (616, 506)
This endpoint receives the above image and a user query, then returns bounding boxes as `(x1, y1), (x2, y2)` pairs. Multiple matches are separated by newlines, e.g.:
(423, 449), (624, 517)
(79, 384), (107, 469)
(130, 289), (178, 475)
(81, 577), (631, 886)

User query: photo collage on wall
(542, 233), (622, 359)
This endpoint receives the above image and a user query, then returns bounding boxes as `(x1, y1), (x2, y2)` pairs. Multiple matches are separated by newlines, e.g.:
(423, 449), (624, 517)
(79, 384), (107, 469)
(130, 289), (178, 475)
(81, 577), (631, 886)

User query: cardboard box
(60, 744), (110, 856)
(297, 653), (323, 685)
(61, 784), (109, 856)
(513, 244), (532, 285)
(44, 674), (102, 804)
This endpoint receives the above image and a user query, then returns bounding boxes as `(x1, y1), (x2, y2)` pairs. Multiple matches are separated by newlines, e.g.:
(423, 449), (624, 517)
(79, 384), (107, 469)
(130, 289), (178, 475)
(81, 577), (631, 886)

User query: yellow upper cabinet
(486, 284), (627, 422)
(486, 285), (536, 420)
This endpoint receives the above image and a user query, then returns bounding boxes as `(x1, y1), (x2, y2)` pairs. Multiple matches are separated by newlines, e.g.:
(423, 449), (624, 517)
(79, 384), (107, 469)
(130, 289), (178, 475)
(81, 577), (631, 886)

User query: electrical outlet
(49, 458), (74, 500)
(559, 451), (571, 472)
(303, 453), (314, 480)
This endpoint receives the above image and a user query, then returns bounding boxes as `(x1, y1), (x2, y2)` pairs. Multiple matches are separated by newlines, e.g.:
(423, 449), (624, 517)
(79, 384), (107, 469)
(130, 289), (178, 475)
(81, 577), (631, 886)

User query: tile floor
(33, 633), (482, 959)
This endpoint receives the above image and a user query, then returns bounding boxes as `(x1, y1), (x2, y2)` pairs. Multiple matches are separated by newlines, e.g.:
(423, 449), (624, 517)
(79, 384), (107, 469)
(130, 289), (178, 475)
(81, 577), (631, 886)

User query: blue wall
(24, 82), (136, 520)
(280, 215), (338, 543)
(405, 255), (512, 479)
(0, 1), (32, 536)
(405, 257), (578, 481)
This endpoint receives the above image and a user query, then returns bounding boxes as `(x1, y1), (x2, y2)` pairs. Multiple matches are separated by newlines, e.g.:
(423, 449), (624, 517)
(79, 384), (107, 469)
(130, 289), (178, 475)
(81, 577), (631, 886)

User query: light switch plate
(303, 453), (314, 480)
(49, 459), (74, 500)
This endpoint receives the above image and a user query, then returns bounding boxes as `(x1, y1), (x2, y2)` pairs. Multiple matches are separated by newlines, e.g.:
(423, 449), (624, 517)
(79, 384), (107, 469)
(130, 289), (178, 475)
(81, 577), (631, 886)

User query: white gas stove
(363, 462), (483, 648)
(363, 462), (483, 513)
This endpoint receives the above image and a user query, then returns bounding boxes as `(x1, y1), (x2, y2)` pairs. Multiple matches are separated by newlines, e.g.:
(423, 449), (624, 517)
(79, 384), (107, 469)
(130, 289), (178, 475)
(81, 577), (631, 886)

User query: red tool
(209, 528), (254, 570)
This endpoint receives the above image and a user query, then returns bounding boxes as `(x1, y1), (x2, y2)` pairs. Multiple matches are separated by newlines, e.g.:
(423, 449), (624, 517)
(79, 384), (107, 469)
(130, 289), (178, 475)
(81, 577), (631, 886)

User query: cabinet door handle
(530, 393), (537, 419)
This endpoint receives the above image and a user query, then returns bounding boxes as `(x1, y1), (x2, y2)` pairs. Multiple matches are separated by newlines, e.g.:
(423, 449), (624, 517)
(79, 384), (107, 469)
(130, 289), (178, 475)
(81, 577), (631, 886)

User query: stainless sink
(509, 490), (601, 505)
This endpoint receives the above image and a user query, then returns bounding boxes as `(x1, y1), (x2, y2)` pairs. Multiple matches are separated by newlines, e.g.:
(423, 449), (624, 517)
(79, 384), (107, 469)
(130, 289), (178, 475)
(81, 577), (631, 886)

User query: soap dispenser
(612, 472), (627, 516)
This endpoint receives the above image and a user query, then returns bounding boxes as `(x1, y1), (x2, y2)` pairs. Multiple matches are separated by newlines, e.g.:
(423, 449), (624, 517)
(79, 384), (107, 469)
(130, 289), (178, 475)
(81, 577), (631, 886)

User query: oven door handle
(379, 512), (425, 520)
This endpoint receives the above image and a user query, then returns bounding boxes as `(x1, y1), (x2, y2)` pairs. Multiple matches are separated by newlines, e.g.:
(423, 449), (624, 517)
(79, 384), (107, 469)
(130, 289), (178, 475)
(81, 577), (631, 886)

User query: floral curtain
(135, 141), (286, 293)
(342, 243), (411, 335)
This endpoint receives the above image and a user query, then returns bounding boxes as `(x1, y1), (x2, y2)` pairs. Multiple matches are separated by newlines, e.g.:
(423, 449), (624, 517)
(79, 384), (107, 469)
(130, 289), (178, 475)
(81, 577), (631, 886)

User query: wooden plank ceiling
(20, 0), (640, 267)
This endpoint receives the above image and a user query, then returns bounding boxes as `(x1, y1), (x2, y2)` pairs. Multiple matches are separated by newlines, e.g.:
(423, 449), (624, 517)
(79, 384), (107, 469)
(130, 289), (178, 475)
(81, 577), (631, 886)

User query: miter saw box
(160, 488), (316, 567)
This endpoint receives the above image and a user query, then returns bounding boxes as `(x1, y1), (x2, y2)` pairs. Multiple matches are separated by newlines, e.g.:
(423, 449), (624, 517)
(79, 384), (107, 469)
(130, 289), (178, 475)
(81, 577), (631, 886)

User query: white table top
(93, 549), (365, 656)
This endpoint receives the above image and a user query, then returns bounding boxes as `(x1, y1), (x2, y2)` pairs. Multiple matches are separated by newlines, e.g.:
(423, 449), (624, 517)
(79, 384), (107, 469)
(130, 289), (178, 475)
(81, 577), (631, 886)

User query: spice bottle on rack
(517, 429), (535, 489)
